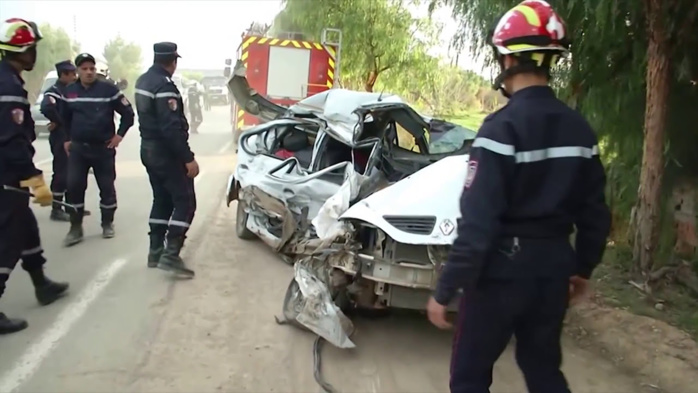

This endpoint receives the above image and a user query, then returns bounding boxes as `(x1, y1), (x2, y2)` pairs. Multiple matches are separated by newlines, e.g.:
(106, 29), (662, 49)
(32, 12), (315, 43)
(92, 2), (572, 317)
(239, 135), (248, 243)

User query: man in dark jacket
(427, 2), (612, 392)
(0, 17), (69, 335)
(40, 60), (92, 221)
(134, 42), (198, 278)
(61, 52), (134, 246)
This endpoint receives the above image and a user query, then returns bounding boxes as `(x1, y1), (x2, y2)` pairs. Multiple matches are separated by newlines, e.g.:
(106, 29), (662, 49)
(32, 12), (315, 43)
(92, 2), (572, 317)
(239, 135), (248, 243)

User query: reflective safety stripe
(148, 218), (169, 225)
(135, 89), (154, 98)
(72, 203), (85, 208)
(64, 92), (122, 103)
(0, 95), (29, 104)
(21, 246), (42, 256)
(135, 89), (181, 100)
(472, 137), (599, 163)
(168, 220), (190, 228)
(44, 91), (62, 99)
(100, 203), (117, 209)
(0, 267), (11, 275)
(52, 192), (65, 197)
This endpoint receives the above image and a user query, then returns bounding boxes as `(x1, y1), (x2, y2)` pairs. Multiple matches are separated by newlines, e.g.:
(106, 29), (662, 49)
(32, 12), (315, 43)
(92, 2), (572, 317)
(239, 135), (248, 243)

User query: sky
(0, 0), (490, 76)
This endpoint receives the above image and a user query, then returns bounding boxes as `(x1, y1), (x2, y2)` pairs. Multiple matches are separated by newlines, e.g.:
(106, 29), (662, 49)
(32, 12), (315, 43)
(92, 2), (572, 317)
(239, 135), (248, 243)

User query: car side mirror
(116, 79), (128, 91)
(224, 58), (232, 66)
(223, 67), (231, 78)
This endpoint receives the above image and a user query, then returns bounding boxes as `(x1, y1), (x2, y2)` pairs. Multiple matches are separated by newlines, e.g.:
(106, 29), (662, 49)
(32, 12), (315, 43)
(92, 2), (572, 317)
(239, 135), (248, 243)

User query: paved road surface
(0, 106), (645, 392)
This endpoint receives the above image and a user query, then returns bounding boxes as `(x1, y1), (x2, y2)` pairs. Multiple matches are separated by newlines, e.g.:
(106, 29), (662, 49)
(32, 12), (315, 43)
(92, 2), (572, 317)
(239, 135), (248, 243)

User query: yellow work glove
(19, 175), (53, 207)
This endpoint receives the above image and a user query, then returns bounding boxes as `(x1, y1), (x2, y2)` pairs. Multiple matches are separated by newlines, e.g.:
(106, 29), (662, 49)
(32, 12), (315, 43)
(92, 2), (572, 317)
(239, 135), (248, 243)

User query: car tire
(236, 201), (256, 240)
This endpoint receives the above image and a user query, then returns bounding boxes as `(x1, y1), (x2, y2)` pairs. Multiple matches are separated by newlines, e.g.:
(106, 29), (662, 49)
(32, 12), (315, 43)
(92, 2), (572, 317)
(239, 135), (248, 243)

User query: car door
(231, 119), (351, 251)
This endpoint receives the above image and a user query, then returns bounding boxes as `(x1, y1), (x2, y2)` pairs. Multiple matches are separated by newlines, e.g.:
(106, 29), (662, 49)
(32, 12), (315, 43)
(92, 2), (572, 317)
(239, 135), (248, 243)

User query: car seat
(278, 130), (313, 168)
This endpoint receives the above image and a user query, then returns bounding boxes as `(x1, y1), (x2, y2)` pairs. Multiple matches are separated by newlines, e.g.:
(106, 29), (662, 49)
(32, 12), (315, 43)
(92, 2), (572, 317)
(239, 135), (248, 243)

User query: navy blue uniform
(435, 86), (611, 393)
(0, 59), (48, 299)
(40, 81), (70, 206)
(61, 78), (134, 226)
(135, 64), (196, 244)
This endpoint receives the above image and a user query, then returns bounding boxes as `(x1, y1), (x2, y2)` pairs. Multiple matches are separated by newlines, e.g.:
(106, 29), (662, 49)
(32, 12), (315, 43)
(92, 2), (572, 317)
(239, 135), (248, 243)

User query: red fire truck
(225, 28), (342, 137)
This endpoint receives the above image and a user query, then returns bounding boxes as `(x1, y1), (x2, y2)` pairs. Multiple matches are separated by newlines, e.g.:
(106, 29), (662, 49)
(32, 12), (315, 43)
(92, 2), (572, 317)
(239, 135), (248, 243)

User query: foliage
(16, 23), (77, 101)
(434, 0), (698, 276)
(103, 36), (143, 101)
(273, 0), (439, 92)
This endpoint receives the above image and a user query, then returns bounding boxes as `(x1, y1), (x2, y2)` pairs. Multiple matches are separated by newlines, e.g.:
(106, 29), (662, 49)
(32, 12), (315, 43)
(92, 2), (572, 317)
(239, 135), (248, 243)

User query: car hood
(339, 154), (469, 245)
(227, 60), (288, 122)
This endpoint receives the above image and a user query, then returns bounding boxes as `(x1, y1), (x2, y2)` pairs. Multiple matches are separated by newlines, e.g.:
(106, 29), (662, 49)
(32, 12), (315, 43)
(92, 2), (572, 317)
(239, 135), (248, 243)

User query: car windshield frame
(427, 124), (478, 155)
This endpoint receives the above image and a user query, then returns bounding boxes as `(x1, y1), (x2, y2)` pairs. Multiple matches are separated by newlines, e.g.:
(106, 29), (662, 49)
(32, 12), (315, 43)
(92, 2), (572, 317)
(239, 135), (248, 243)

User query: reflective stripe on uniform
(72, 203), (85, 208)
(135, 89), (181, 99)
(472, 137), (600, 163)
(148, 218), (169, 225)
(0, 95), (29, 104)
(100, 203), (117, 209)
(63, 92), (122, 103)
(52, 192), (65, 197)
(0, 267), (12, 275)
(168, 220), (190, 228)
(21, 246), (42, 256)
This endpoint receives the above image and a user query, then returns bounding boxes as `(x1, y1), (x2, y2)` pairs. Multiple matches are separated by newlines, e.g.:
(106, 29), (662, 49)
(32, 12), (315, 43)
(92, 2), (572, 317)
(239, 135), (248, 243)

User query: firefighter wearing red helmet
(427, 1), (611, 392)
(0, 18), (70, 335)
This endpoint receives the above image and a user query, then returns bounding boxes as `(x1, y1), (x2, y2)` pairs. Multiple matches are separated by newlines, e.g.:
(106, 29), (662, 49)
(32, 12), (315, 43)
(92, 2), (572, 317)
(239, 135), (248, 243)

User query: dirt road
(0, 107), (648, 393)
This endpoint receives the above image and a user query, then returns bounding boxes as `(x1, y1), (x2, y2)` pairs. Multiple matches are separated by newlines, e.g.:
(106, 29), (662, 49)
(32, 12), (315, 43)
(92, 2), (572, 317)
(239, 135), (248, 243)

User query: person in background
(134, 42), (198, 278)
(426, 1), (611, 392)
(203, 84), (211, 111)
(61, 52), (134, 246)
(0, 17), (69, 335)
(187, 82), (202, 134)
(40, 60), (92, 221)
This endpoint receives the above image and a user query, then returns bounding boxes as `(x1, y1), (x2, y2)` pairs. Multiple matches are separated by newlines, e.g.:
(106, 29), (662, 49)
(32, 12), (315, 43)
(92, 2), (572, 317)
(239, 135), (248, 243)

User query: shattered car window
(428, 125), (477, 154)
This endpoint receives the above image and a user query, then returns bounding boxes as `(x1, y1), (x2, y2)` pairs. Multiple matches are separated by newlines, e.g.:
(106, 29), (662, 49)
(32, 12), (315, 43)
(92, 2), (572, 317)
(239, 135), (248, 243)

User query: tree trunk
(364, 69), (378, 92)
(632, 0), (671, 275)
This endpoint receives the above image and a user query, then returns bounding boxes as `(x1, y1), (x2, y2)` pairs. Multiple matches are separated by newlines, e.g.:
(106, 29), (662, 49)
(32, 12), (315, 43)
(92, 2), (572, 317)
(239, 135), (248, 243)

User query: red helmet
(491, 0), (569, 56)
(0, 18), (42, 53)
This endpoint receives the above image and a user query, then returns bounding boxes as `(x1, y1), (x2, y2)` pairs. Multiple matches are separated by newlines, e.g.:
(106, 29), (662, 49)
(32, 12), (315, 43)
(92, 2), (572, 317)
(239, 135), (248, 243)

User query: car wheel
(236, 201), (256, 240)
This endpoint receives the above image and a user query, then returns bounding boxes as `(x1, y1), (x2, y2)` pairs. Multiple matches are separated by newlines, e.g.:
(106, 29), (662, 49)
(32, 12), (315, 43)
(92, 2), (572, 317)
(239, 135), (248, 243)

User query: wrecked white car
(225, 62), (477, 314)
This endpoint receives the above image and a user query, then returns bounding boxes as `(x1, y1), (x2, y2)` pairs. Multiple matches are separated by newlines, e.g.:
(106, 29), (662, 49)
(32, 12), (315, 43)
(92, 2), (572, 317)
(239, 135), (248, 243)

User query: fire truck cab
(225, 28), (342, 140)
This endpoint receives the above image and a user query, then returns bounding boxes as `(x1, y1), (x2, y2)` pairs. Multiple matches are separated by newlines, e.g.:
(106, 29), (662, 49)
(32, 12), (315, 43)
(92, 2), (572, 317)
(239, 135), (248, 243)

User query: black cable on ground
(313, 336), (338, 393)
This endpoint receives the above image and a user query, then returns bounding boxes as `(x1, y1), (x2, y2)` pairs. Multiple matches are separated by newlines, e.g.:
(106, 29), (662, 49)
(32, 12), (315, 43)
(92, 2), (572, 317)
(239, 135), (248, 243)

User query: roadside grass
(444, 109), (488, 131)
(593, 243), (698, 340)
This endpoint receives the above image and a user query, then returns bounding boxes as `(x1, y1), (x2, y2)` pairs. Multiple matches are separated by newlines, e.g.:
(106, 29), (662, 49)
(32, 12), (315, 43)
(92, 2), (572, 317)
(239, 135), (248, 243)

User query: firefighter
(0, 18), (69, 335)
(61, 52), (135, 247)
(134, 42), (198, 278)
(187, 82), (202, 134)
(426, 1), (612, 392)
(40, 60), (94, 221)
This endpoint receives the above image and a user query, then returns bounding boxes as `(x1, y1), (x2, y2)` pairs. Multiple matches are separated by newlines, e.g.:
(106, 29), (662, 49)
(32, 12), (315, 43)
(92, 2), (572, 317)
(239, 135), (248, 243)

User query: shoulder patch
(121, 96), (131, 106)
(168, 98), (178, 111)
(48, 95), (56, 104)
(11, 108), (24, 125)
(464, 159), (478, 189)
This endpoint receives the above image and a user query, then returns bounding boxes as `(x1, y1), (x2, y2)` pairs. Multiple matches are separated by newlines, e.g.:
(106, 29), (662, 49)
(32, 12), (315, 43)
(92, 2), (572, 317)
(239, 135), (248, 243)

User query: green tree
(18, 23), (76, 101)
(433, 0), (698, 280)
(273, 0), (438, 92)
(103, 36), (142, 100)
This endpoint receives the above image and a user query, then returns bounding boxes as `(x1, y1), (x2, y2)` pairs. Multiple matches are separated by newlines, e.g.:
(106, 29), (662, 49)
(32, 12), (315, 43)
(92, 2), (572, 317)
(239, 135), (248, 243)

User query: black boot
(102, 222), (115, 239)
(50, 208), (70, 221)
(157, 237), (195, 278)
(64, 211), (84, 247)
(148, 231), (165, 268)
(28, 269), (69, 306)
(0, 312), (28, 335)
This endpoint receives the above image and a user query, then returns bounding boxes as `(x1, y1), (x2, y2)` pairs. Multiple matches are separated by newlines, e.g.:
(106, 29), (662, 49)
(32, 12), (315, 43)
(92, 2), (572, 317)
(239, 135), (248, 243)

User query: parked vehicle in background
(201, 76), (229, 106)
(223, 28), (342, 141)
